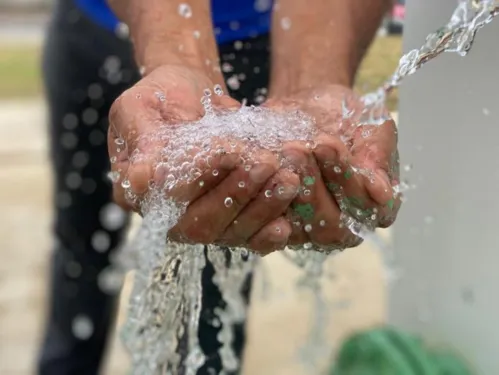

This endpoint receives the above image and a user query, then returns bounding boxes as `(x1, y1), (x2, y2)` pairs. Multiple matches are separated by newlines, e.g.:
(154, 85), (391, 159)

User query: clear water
(103, 1), (499, 374)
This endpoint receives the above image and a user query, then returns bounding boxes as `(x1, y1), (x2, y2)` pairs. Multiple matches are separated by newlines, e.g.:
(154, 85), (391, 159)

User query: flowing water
(101, 1), (499, 374)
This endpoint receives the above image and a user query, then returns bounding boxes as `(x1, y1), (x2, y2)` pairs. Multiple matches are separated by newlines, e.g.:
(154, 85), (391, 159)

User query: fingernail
(249, 163), (275, 183)
(375, 169), (391, 189)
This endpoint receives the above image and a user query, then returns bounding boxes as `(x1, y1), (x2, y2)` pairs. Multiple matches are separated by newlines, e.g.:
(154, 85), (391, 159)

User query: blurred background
(0, 1), (403, 374)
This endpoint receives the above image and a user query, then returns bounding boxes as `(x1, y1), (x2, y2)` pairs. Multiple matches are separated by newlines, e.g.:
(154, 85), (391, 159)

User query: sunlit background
(0, 1), (402, 374)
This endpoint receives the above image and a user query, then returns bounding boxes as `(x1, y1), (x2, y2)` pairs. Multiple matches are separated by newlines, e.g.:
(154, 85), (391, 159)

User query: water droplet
(178, 3), (192, 18)
(303, 189), (311, 196)
(280, 17), (292, 30)
(203, 88), (212, 97)
(114, 137), (125, 145)
(304, 224), (312, 232)
(193, 30), (201, 39)
(244, 165), (252, 172)
(199, 180), (205, 187)
(224, 197), (233, 207)
(304, 242), (313, 249)
(371, 214), (377, 220)
(107, 171), (120, 183)
(72, 315), (94, 340)
(227, 75), (240, 90)
(403, 164), (413, 172)
(110, 156), (117, 164)
(264, 189), (272, 198)
(121, 179), (131, 189)
(212, 169), (219, 176)
(483, 107), (490, 116)
(238, 181), (246, 188)
(319, 220), (326, 227)
(214, 84), (224, 96)
(139, 66), (146, 76)
(334, 166), (342, 173)
(233, 220), (238, 225)
(100, 203), (127, 230)
(275, 226), (282, 233)
(234, 40), (243, 50)
(91, 231), (111, 252)
(155, 92), (166, 102)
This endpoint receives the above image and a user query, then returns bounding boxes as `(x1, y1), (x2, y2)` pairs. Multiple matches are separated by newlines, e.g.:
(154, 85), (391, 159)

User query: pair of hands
(108, 65), (401, 255)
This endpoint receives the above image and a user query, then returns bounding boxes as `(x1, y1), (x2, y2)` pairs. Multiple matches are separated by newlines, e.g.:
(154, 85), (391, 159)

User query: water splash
(112, 1), (499, 374)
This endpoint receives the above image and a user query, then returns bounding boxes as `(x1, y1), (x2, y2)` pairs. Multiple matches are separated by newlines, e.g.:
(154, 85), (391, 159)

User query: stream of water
(105, 1), (499, 374)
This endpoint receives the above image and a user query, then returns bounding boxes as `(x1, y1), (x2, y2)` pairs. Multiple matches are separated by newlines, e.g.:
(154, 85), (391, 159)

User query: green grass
(0, 36), (402, 109)
(0, 44), (42, 98)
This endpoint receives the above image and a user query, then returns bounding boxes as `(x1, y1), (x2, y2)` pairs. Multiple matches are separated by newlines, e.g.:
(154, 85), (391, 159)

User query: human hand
(108, 65), (299, 253)
(264, 85), (401, 251)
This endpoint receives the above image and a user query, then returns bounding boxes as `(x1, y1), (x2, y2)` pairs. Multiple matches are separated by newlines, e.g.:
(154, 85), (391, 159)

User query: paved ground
(0, 99), (391, 375)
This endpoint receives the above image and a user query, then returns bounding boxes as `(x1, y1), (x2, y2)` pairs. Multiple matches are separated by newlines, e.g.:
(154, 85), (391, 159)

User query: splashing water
(111, 1), (499, 374)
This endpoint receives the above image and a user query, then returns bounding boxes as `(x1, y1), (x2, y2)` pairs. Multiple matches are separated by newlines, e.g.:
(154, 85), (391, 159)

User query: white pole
(390, 1), (499, 374)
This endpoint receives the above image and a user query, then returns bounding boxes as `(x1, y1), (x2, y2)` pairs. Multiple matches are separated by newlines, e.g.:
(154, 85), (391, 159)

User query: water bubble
(65, 261), (82, 278)
(280, 17), (292, 30)
(109, 156), (117, 164)
(199, 180), (205, 187)
(222, 62), (233, 73)
(304, 224), (313, 232)
(403, 164), (413, 172)
(63, 113), (78, 130)
(203, 88), (212, 97)
(224, 197), (233, 207)
(214, 84), (224, 96)
(303, 242), (313, 249)
(370, 214), (377, 220)
(121, 179), (131, 189)
(82, 108), (98, 125)
(139, 66), (146, 76)
(238, 181), (246, 188)
(66, 172), (82, 190)
(115, 23), (129, 39)
(264, 190), (272, 198)
(234, 41), (243, 50)
(275, 226), (282, 233)
(178, 3), (192, 18)
(114, 137), (125, 145)
(100, 203), (127, 230)
(319, 220), (326, 227)
(254, 0), (272, 12)
(303, 189), (311, 196)
(72, 315), (94, 340)
(227, 75), (240, 90)
(193, 30), (201, 39)
(88, 83), (103, 99)
(244, 165), (252, 172)
(333, 166), (342, 173)
(98, 268), (124, 294)
(156, 92), (166, 102)
(212, 169), (219, 176)
(91, 231), (111, 252)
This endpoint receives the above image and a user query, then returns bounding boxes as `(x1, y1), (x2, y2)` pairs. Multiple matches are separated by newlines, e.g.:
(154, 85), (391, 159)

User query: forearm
(270, 0), (393, 96)
(108, 0), (223, 83)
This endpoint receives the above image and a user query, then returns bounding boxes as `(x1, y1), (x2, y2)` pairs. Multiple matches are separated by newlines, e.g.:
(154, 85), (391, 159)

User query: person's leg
(196, 35), (270, 375)
(37, 2), (139, 374)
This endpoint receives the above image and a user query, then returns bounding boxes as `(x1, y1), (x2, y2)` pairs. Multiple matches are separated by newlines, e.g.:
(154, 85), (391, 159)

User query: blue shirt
(74, 0), (272, 44)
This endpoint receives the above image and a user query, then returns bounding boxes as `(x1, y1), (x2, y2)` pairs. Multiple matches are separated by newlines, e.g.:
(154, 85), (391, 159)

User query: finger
(169, 151), (279, 244)
(282, 142), (358, 248)
(247, 217), (292, 256)
(314, 134), (398, 229)
(219, 169), (300, 246)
